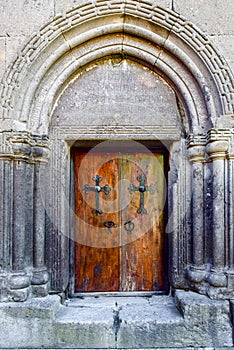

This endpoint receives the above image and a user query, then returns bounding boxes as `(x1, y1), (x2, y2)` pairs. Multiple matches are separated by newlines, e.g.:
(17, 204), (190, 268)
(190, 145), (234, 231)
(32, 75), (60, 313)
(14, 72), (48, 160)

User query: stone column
(225, 148), (234, 295)
(206, 139), (229, 295)
(187, 137), (206, 292)
(31, 143), (50, 297)
(9, 142), (32, 301)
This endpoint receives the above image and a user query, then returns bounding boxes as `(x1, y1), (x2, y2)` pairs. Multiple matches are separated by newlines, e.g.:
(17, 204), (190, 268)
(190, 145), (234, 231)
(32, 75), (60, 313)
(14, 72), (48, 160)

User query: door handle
(104, 221), (117, 234)
(124, 220), (135, 233)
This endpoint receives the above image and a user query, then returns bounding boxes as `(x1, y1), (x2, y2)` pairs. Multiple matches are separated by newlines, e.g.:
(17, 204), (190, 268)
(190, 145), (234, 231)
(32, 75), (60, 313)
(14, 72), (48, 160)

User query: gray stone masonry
(0, 291), (233, 349)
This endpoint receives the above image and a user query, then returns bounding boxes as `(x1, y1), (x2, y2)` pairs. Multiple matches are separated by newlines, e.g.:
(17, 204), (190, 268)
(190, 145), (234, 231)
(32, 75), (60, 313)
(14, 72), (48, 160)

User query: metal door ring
(124, 220), (135, 233)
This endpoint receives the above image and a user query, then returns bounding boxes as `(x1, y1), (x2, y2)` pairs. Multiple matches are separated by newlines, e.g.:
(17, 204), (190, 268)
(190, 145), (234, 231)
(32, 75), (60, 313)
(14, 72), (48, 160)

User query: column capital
(187, 145), (206, 163)
(206, 140), (229, 160)
(187, 134), (206, 163)
(206, 128), (232, 160)
(0, 131), (50, 163)
(187, 133), (206, 147)
(206, 128), (232, 143)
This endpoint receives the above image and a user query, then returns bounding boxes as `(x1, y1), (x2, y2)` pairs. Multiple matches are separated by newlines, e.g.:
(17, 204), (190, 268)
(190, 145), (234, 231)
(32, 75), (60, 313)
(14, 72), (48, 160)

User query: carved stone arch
(0, 1), (234, 302)
(0, 1), (233, 133)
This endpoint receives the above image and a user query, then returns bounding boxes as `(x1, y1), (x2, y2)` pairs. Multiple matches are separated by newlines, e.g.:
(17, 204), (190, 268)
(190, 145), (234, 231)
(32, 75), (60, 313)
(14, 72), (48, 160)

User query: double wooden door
(73, 146), (166, 293)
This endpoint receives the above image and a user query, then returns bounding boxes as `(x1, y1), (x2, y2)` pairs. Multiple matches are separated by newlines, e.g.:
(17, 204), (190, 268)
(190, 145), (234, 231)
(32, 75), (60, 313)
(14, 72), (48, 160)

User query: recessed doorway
(70, 141), (169, 294)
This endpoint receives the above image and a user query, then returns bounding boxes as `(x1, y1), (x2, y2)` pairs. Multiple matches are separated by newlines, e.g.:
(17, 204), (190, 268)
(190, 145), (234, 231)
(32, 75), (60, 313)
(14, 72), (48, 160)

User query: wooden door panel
(120, 152), (165, 291)
(74, 151), (120, 292)
(73, 148), (166, 293)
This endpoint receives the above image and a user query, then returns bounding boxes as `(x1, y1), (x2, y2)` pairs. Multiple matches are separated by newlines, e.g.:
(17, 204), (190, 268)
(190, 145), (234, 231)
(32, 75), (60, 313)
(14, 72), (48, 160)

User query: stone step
(56, 295), (184, 348)
(0, 291), (232, 348)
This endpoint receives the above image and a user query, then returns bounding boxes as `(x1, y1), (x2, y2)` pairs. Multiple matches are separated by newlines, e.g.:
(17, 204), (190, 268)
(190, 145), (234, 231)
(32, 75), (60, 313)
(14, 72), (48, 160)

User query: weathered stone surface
(0, 0), (54, 37)
(9, 288), (29, 302)
(210, 34), (234, 73)
(52, 58), (180, 129)
(5, 35), (25, 68)
(8, 275), (30, 290)
(31, 284), (49, 298)
(174, 0), (234, 35)
(0, 293), (232, 348)
(0, 295), (61, 319)
(175, 290), (233, 347)
(0, 37), (5, 79)
(0, 348), (230, 350)
(0, 1), (234, 348)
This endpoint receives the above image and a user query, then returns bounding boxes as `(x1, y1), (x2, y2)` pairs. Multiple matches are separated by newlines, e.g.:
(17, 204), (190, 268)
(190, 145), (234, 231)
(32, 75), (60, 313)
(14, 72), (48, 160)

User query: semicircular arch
(0, 1), (233, 134)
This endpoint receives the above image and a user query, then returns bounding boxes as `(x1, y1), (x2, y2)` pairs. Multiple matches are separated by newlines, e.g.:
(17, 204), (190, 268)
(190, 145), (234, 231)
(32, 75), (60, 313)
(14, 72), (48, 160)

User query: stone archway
(0, 1), (233, 302)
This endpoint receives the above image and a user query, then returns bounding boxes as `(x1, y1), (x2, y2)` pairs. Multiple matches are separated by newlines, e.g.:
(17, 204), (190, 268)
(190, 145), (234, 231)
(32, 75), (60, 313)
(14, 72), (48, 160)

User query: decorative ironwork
(104, 221), (117, 234)
(128, 174), (156, 214)
(124, 220), (135, 233)
(83, 175), (111, 215)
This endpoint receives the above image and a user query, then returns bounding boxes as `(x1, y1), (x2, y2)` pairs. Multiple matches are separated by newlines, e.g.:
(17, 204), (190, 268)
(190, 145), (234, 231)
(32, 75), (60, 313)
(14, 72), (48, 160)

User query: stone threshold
(0, 291), (232, 348)
(0, 348), (232, 350)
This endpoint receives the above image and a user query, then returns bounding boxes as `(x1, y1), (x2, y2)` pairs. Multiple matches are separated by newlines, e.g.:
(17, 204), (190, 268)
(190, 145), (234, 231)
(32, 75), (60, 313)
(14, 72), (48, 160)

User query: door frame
(68, 139), (170, 297)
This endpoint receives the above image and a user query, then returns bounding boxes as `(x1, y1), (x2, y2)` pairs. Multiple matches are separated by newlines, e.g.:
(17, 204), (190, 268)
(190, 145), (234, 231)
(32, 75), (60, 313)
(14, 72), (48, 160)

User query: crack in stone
(113, 302), (122, 345)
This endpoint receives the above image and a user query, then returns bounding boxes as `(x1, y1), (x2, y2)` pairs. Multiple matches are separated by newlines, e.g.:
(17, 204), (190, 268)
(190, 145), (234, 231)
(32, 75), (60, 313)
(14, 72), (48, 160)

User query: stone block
(117, 296), (185, 348)
(55, 305), (115, 348)
(0, 37), (6, 83)
(5, 35), (25, 70)
(174, 0), (234, 35)
(175, 290), (233, 347)
(210, 34), (234, 74)
(0, 294), (233, 348)
(0, 295), (61, 319)
(0, 0), (54, 37)
(9, 288), (29, 302)
(31, 283), (49, 298)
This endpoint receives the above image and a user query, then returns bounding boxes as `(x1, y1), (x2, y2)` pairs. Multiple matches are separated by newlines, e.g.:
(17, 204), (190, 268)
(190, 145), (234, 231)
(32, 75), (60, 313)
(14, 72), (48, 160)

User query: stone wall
(0, 0), (233, 303)
(0, 0), (233, 85)
(0, 2), (234, 348)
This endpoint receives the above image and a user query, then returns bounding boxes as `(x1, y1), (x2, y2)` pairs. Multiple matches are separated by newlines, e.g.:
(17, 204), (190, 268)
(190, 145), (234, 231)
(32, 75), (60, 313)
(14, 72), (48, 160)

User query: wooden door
(73, 147), (166, 293)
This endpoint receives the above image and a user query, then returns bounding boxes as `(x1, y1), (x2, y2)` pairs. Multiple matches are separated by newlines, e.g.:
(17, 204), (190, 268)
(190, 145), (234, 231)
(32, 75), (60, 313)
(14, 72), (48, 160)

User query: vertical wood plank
(73, 150), (120, 292)
(120, 152), (165, 291)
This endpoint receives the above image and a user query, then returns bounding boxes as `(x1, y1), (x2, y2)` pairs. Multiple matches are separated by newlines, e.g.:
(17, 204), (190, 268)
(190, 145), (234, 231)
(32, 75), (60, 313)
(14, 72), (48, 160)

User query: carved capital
(0, 131), (50, 163)
(32, 146), (50, 163)
(187, 145), (206, 163)
(206, 140), (229, 160)
(187, 134), (206, 163)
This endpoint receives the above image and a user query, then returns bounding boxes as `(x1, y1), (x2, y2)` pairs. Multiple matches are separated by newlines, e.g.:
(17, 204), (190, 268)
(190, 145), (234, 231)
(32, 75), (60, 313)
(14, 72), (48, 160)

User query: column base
(31, 268), (50, 297)
(206, 269), (227, 288)
(187, 265), (207, 294)
(10, 288), (29, 302)
(8, 272), (30, 302)
(206, 270), (234, 299)
(0, 272), (9, 302)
